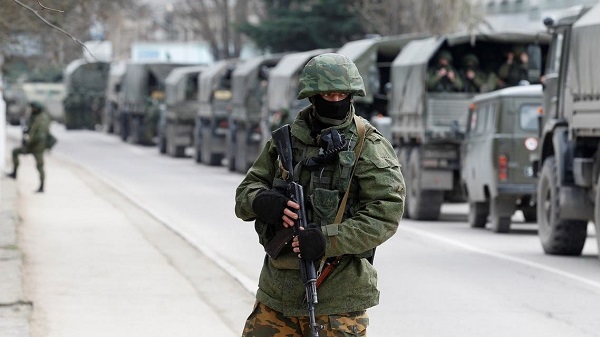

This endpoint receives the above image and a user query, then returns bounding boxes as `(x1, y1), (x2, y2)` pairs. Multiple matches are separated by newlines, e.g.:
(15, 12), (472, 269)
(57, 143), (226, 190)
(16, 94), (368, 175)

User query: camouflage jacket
(235, 105), (405, 317)
(25, 111), (51, 153)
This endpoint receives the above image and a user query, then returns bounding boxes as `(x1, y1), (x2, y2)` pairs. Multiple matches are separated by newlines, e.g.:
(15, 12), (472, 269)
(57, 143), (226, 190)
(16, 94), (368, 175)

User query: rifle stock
(271, 125), (320, 337)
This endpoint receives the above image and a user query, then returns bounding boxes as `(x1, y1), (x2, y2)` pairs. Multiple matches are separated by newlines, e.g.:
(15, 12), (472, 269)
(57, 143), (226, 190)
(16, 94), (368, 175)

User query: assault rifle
(272, 124), (320, 337)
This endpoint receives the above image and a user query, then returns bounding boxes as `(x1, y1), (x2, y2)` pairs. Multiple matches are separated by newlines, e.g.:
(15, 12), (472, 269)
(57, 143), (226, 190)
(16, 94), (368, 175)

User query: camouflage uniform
(426, 50), (463, 92)
(497, 47), (529, 88)
(9, 101), (52, 192)
(235, 53), (405, 336)
(459, 54), (487, 93)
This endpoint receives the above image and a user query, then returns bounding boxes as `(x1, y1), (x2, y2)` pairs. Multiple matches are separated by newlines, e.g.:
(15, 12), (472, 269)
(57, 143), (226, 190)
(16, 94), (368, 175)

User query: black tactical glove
(298, 223), (326, 261)
(252, 189), (290, 225)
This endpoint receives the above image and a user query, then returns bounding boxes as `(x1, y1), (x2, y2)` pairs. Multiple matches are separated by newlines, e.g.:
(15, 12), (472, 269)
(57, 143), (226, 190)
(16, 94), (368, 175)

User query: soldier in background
(460, 54), (487, 93)
(426, 50), (463, 92)
(497, 46), (529, 88)
(235, 53), (405, 336)
(6, 101), (52, 193)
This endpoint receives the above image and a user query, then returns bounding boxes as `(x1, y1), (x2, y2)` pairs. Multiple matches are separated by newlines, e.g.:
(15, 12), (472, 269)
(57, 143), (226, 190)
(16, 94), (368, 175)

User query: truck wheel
(130, 118), (141, 144)
(490, 198), (511, 233)
(407, 148), (443, 220)
(538, 157), (587, 255)
(398, 147), (411, 219)
(468, 201), (488, 228)
(158, 135), (166, 154)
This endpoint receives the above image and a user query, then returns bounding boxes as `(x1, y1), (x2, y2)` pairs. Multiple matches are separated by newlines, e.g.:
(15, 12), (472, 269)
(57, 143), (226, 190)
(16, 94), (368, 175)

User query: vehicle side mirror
(527, 44), (542, 83)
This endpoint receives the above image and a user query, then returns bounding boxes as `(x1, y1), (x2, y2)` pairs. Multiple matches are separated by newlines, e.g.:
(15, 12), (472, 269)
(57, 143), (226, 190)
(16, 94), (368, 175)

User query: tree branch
(37, 0), (63, 13)
(12, 0), (96, 60)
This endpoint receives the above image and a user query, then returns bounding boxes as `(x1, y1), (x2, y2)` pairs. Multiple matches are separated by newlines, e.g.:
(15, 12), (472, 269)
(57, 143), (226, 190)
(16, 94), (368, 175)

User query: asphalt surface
(0, 146), (254, 337)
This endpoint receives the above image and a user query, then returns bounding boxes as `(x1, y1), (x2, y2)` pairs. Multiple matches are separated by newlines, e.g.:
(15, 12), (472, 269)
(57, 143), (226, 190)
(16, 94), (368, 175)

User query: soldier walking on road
(7, 101), (53, 193)
(235, 53), (405, 336)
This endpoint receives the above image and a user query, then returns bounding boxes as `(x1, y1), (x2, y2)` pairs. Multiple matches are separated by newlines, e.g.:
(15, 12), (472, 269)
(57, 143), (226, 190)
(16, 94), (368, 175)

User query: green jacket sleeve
(234, 139), (279, 221)
(323, 132), (405, 257)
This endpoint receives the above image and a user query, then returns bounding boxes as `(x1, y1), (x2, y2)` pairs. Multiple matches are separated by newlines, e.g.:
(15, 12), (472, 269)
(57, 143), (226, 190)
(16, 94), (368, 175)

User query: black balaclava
(312, 94), (352, 125)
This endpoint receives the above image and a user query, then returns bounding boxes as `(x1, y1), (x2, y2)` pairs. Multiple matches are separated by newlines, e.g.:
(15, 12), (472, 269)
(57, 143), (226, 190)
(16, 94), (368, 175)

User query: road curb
(0, 176), (32, 337)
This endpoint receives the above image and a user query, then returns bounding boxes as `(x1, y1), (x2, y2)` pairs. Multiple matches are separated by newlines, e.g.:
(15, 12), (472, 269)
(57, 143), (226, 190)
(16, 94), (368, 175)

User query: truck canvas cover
(337, 34), (428, 104)
(267, 48), (334, 113)
(165, 65), (206, 106)
(568, 4), (600, 132)
(122, 62), (185, 107)
(199, 60), (235, 104)
(232, 54), (283, 107)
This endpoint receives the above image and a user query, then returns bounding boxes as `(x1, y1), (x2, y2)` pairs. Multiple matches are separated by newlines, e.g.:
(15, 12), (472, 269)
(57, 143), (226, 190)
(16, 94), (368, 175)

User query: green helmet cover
(297, 53), (366, 100)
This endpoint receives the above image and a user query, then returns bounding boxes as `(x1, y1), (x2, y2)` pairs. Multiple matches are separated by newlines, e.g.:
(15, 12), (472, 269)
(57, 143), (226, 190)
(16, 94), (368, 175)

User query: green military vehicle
(337, 34), (428, 129)
(118, 62), (186, 145)
(461, 85), (542, 232)
(535, 5), (600, 258)
(389, 31), (549, 221)
(63, 59), (110, 130)
(103, 61), (127, 134)
(195, 59), (236, 166)
(158, 65), (206, 157)
(227, 54), (285, 173)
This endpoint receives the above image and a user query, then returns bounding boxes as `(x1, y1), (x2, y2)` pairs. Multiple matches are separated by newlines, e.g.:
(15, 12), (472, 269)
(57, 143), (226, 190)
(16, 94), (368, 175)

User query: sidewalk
(1, 152), (252, 337)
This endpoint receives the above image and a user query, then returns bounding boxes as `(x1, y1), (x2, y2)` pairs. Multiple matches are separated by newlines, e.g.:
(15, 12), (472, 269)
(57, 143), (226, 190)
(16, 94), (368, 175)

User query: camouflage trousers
(241, 301), (368, 337)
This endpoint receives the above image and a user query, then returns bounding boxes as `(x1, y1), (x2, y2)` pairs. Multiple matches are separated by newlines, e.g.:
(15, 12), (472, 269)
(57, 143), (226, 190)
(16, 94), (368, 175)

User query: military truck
(4, 86), (28, 126)
(227, 54), (285, 173)
(462, 85), (542, 233)
(63, 59), (110, 130)
(389, 31), (549, 221)
(337, 34), (428, 129)
(534, 5), (600, 257)
(158, 65), (206, 157)
(118, 62), (186, 145)
(195, 59), (236, 165)
(103, 61), (127, 134)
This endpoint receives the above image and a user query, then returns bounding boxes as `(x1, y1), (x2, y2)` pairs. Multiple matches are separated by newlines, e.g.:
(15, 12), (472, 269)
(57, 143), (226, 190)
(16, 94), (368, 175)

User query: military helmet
(462, 53), (479, 68)
(297, 53), (366, 100)
(437, 50), (453, 62)
(29, 101), (44, 111)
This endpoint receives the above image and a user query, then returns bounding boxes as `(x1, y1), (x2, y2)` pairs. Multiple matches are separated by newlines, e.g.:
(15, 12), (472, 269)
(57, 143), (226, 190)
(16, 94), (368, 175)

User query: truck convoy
(389, 31), (549, 220)
(535, 4), (600, 258)
(195, 60), (236, 166)
(63, 59), (110, 130)
(228, 54), (285, 173)
(118, 62), (187, 145)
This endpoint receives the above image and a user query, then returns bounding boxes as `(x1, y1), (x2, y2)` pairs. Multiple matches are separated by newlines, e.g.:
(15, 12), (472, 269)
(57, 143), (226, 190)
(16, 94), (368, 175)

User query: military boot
(6, 170), (16, 179)
(36, 183), (44, 193)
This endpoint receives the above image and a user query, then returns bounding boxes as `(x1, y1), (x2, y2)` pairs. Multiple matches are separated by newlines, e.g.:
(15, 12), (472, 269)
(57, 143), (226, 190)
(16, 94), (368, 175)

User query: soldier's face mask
(313, 94), (351, 124)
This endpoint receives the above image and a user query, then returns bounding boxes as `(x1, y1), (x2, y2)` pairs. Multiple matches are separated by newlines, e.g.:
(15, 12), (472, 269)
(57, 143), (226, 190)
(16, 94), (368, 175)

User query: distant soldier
(460, 54), (487, 93)
(497, 46), (529, 88)
(426, 50), (463, 92)
(7, 101), (53, 193)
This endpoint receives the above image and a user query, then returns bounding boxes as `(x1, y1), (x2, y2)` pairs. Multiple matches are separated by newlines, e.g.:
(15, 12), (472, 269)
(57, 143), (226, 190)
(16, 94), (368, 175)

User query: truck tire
(398, 147), (412, 219)
(158, 135), (167, 154)
(537, 157), (587, 255)
(490, 197), (511, 233)
(407, 148), (443, 220)
(468, 201), (488, 228)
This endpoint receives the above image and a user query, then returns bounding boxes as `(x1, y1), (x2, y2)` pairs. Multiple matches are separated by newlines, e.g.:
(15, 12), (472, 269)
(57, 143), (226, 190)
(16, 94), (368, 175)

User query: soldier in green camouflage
(7, 101), (52, 192)
(235, 53), (405, 336)
(426, 50), (463, 92)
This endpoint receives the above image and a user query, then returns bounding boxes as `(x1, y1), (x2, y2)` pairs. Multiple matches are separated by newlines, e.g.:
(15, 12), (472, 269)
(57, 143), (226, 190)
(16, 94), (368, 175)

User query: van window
(519, 104), (539, 131)
(472, 104), (488, 135)
(485, 102), (497, 132)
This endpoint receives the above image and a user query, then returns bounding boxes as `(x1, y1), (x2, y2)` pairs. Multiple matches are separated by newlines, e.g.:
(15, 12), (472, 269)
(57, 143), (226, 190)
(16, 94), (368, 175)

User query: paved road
(11, 124), (600, 336)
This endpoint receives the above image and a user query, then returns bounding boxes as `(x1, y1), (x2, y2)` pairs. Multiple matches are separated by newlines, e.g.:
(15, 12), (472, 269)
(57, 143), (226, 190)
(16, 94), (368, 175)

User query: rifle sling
(316, 115), (367, 289)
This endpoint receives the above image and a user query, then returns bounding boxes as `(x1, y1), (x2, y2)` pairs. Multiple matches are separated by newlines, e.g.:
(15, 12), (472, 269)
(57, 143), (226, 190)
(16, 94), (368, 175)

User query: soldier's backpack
(46, 133), (58, 150)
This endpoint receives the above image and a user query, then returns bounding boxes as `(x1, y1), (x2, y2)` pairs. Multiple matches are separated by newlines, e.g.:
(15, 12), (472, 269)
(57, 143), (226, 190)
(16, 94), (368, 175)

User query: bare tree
(352, 0), (486, 36)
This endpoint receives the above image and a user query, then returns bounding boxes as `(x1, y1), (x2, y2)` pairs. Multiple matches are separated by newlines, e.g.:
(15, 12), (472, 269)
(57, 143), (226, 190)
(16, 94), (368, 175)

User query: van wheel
(468, 201), (488, 228)
(407, 148), (443, 220)
(158, 136), (166, 154)
(490, 198), (511, 233)
(538, 157), (587, 255)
